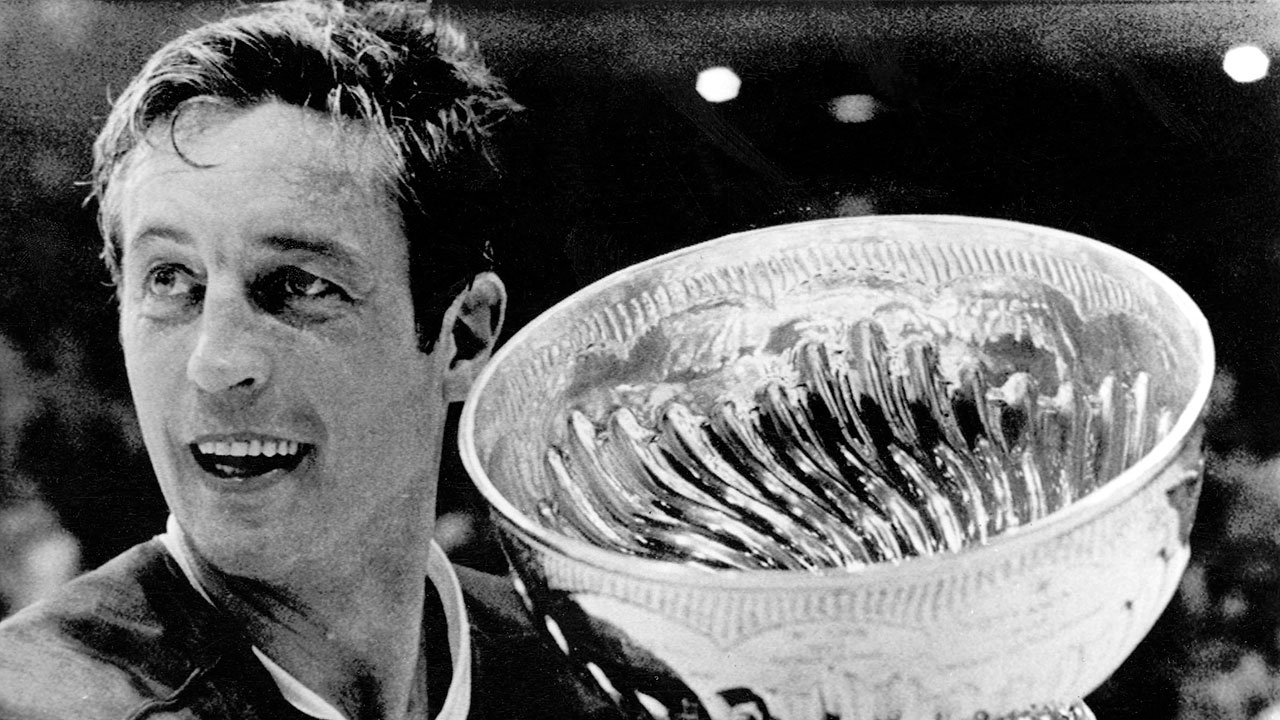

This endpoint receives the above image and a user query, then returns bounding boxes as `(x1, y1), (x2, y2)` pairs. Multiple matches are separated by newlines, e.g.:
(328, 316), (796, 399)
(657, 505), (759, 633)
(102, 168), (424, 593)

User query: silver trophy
(460, 215), (1214, 720)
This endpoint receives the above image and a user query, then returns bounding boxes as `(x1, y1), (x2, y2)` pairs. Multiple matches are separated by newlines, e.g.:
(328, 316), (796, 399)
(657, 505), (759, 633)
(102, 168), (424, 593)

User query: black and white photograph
(0, 1), (1276, 719)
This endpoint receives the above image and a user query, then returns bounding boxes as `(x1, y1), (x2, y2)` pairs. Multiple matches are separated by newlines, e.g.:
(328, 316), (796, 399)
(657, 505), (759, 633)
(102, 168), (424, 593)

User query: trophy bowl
(459, 215), (1214, 720)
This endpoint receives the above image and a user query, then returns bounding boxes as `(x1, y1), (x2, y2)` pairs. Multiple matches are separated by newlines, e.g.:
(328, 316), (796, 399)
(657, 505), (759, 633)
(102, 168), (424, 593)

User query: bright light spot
(634, 692), (670, 720)
(585, 662), (621, 701)
(829, 94), (880, 123)
(432, 511), (474, 553)
(696, 66), (741, 103)
(1224, 44), (1270, 83)
(510, 574), (533, 611)
(543, 615), (570, 654)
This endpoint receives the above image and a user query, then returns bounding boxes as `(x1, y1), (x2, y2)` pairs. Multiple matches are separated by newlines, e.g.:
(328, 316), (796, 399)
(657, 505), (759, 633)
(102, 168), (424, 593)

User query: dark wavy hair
(91, 0), (522, 351)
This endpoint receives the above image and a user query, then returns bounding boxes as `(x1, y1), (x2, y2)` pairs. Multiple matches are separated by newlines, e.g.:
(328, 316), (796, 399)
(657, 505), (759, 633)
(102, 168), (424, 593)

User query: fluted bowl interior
(459, 215), (1214, 719)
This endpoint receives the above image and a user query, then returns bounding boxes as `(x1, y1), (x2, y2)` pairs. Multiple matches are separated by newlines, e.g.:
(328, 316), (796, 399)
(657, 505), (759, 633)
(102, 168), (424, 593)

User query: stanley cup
(460, 215), (1215, 720)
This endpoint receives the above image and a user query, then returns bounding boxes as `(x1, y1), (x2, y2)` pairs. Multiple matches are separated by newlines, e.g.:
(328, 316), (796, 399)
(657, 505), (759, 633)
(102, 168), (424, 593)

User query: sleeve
(0, 614), (149, 720)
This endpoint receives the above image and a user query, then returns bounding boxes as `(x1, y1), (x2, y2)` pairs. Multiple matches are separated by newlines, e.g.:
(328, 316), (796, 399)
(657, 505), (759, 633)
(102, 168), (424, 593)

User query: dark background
(3, 1), (1280, 717)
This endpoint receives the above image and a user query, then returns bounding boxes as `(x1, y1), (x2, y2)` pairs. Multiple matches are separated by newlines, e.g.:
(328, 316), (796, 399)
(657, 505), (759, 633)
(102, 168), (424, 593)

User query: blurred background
(3, 0), (1280, 717)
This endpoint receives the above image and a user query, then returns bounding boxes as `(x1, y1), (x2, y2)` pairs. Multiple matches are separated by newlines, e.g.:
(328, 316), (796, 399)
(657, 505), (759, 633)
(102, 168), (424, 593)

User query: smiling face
(116, 101), (458, 582)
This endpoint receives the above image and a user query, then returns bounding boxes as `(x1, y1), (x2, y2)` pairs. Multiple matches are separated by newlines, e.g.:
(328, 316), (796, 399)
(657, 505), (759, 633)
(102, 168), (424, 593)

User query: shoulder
(454, 565), (630, 720)
(0, 540), (233, 719)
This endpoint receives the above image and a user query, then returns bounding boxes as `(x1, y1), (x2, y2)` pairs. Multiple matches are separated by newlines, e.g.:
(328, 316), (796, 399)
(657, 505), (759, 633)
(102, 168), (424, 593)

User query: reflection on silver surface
(541, 310), (1164, 570)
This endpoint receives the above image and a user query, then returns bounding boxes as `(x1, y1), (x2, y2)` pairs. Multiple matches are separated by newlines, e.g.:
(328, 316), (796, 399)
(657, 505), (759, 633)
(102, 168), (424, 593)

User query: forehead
(115, 101), (402, 245)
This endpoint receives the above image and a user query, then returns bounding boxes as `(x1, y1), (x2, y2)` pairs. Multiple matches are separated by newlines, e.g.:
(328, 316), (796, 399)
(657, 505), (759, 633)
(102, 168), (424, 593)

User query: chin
(177, 515), (302, 583)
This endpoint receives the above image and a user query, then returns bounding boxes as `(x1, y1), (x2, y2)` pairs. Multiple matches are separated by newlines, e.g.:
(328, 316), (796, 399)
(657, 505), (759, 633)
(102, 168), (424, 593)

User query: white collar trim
(158, 515), (472, 720)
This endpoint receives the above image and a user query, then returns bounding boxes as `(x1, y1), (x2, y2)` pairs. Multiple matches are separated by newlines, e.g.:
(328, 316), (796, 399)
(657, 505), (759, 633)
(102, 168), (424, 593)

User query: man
(0, 2), (627, 718)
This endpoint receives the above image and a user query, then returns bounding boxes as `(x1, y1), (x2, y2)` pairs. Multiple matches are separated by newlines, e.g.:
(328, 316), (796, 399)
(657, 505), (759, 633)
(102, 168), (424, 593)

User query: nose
(186, 285), (273, 397)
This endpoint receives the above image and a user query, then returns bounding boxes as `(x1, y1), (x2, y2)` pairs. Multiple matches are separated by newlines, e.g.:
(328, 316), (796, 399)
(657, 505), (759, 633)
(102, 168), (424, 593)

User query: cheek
(353, 351), (437, 428)
(120, 318), (183, 409)
(305, 329), (439, 436)
(347, 298), (436, 405)
(119, 322), (191, 480)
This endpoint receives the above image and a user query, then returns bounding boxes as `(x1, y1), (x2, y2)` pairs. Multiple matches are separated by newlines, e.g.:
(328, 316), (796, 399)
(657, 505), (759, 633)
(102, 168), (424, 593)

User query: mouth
(190, 437), (312, 480)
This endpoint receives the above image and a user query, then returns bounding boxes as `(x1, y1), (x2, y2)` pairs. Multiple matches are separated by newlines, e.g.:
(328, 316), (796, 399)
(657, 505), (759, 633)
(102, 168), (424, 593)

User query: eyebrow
(126, 228), (370, 282)
(257, 233), (362, 269)
(130, 227), (360, 264)
(128, 225), (193, 255)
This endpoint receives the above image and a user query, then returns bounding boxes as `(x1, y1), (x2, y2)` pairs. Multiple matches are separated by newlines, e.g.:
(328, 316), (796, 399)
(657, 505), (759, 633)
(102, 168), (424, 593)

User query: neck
(184, 532), (434, 720)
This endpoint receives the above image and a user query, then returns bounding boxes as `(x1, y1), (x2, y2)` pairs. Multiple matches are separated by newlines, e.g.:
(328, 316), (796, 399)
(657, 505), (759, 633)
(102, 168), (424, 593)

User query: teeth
(197, 439), (303, 457)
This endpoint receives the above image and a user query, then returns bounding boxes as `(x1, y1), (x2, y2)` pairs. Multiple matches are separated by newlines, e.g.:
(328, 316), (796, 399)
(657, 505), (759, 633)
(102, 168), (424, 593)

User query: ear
(441, 271), (507, 402)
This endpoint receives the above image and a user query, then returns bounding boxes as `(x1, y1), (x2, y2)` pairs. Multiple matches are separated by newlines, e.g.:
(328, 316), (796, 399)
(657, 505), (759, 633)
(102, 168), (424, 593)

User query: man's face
(116, 101), (448, 581)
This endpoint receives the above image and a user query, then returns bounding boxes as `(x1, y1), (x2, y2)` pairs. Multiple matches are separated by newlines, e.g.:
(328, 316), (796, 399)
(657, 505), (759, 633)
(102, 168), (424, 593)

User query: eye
(253, 266), (352, 318)
(145, 264), (201, 300)
(279, 267), (343, 300)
